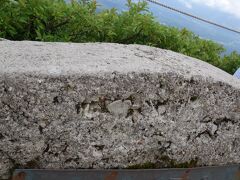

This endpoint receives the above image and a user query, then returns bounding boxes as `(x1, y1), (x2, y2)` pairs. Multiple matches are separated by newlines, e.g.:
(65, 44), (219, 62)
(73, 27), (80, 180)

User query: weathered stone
(0, 152), (13, 179)
(0, 38), (8, 41)
(0, 41), (239, 179)
(107, 100), (131, 117)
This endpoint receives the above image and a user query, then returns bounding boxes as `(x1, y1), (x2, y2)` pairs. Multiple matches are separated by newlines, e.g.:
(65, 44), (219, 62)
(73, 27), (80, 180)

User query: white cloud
(178, 0), (240, 18)
(178, 0), (192, 9)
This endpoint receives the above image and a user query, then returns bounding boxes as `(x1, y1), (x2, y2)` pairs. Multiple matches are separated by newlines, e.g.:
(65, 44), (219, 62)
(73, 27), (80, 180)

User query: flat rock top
(0, 41), (239, 88)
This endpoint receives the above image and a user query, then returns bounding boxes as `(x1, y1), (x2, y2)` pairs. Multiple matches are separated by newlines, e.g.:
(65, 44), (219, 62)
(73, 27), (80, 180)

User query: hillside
(98, 0), (240, 54)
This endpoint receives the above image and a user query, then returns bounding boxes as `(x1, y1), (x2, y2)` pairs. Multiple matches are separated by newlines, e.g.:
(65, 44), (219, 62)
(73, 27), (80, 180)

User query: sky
(129, 0), (240, 30)
(177, 0), (240, 19)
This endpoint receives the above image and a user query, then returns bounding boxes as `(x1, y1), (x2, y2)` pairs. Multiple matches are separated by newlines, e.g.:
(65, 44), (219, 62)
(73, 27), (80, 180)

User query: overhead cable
(146, 0), (240, 34)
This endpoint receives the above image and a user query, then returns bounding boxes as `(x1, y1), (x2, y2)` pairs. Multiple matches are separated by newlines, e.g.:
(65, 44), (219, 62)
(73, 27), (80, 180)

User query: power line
(146, 0), (240, 35)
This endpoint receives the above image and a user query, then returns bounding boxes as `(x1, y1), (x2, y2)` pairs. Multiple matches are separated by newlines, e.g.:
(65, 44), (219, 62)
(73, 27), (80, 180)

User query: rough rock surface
(0, 41), (239, 179)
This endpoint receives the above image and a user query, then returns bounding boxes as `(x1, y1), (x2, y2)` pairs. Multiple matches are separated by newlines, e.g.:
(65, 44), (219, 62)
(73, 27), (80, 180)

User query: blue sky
(177, 0), (240, 21)
(164, 0), (240, 29)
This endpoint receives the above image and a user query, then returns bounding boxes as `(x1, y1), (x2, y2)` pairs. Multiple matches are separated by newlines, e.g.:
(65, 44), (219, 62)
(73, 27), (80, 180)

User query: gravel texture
(0, 41), (239, 179)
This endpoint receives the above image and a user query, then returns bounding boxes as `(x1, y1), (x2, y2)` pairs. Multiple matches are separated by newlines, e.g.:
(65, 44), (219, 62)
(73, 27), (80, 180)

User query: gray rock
(0, 41), (239, 179)
(107, 100), (131, 117)
(0, 38), (9, 41)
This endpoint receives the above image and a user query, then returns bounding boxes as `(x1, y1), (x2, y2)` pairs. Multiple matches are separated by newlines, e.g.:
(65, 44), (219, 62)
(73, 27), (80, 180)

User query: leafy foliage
(0, 0), (239, 74)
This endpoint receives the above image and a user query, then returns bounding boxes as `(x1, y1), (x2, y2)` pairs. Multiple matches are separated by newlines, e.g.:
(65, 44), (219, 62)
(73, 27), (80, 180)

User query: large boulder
(0, 41), (239, 179)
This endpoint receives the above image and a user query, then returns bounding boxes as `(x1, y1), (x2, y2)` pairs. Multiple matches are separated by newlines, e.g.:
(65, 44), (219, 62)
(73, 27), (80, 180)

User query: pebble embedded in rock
(107, 100), (131, 117)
